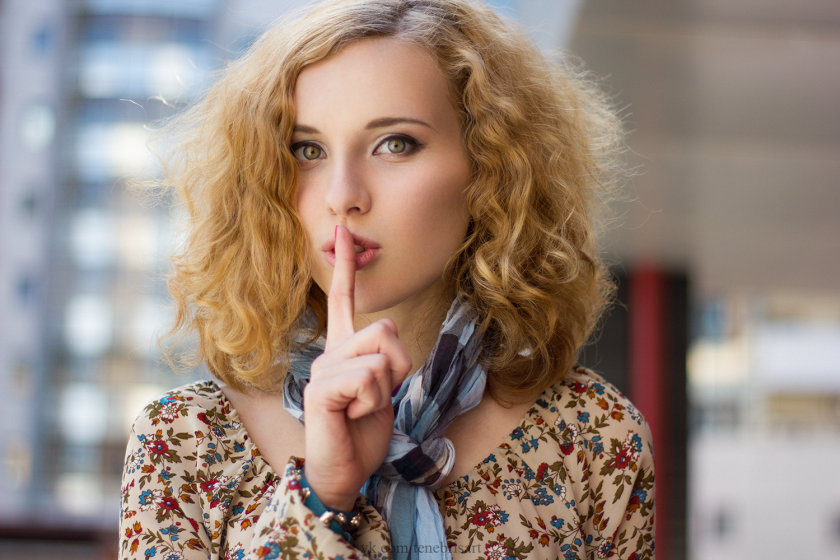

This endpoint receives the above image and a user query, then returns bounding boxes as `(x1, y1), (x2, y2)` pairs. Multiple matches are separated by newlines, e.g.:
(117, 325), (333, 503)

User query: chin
(352, 291), (404, 316)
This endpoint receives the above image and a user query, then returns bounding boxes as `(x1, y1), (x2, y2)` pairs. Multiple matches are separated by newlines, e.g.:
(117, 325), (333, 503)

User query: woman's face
(293, 37), (472, 321)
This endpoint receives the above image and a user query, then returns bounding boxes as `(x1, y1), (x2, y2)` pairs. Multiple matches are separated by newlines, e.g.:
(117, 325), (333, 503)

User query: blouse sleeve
(569, 375), (656, 560)
(118, 388), (393, 560)
(118, 395), (212, 559)
(246, 457), (393, 560)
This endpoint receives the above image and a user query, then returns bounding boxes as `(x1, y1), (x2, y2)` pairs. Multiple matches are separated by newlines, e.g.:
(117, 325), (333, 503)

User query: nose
(324, 155), (371, 217)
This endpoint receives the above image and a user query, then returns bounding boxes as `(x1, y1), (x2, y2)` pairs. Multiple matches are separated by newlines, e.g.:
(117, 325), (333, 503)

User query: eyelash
(374, 135), (422, 155)
(290, 134), (422, 162)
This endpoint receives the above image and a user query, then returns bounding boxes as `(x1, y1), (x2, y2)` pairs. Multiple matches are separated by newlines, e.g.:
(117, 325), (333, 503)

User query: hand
(303, 226), (412, 512)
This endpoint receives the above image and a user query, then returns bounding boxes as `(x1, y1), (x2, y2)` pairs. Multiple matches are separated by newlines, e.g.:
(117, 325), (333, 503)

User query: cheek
(295, 182), (320, 240)
(406, 168), (470, 250)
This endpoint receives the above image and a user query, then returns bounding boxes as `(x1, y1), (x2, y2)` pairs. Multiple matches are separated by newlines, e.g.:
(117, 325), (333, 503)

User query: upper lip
(321, 231), (381, 252)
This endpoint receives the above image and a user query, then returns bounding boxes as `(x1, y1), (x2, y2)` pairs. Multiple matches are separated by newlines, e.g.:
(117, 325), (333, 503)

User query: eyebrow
(365, 117), (432, 130)
(293, 117), (433, 134)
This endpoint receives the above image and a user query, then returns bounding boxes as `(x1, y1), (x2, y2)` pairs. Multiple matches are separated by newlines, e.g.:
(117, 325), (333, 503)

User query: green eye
(385, 137), (406, 153)
(301, 145), (322, 160)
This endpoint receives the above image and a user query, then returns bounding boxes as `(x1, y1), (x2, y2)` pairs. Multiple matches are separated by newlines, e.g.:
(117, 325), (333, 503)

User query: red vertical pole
(628, 266), (668, 559)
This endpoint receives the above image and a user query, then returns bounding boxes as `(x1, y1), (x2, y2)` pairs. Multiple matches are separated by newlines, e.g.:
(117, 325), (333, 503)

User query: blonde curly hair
(158, 0), (623, 403)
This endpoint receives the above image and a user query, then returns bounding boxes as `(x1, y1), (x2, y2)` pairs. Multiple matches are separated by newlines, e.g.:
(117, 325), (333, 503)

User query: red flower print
(200, 479), (219, 492)
(560, 441), (574, 455)
(472, 510), (490, 526)
(470, 504), (494, 526)
(149, 440), (169, 455)
(573, 382), (587, 393)
(615, 449), (631, 469)
(197, 412), (211, 425)
(160, 496), (179, 510)
(536, 463), (549, 481)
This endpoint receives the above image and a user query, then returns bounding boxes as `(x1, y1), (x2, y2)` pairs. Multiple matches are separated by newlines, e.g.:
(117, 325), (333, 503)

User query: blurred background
(0, 0), (838, 558)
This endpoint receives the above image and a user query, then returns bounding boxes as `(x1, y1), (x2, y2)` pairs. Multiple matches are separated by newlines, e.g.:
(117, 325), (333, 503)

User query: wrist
(297, 464), (361, 541)
(303, 465), (358, 512)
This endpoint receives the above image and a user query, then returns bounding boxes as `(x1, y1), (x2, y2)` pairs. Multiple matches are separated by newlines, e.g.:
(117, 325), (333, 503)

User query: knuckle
(371, 354), (389, 372)
(359, 368), (376, 386)
(371, 321), (390, 337)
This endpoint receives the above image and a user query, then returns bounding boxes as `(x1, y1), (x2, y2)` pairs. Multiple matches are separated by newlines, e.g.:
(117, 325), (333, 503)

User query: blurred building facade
(0, 0), (232, 554)
(570, 1), (840, 559)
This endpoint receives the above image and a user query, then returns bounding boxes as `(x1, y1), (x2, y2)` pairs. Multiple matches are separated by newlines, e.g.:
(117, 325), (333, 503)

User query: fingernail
(391, 383), (403, 398)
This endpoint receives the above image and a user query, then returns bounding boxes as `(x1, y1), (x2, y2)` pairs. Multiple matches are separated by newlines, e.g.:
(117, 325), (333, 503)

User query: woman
(119, 1), (655, 559)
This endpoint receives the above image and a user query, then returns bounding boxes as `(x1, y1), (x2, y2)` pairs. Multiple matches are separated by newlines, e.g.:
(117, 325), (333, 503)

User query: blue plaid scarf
(283, 298), (487, 559)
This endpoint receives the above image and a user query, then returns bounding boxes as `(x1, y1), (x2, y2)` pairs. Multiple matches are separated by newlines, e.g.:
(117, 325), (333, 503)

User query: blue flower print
(145, 546), (157, 559)
(511, 427), (524, 440)
(523, 464), (536, 481)
(232, 503), (245, 516)
(531, 487), (554, 506)
(536, 398), (549, 409)
(160, 524), (181, 541)
(632, 488), (648, 503)
(550, 516), (564, 529)
(502, 478), (523, 500)
(483, 454), (496, 464)
(233, 441), (245, 453)
(577, 411), (590, 423)
(592, 383), (605, 395)
(139, 490), (154, 506)
(257, 543), (281, 559)
(204, 443), (222, 466)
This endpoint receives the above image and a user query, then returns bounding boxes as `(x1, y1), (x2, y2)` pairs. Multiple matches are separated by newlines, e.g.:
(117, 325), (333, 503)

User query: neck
(353, 285), (453, 376)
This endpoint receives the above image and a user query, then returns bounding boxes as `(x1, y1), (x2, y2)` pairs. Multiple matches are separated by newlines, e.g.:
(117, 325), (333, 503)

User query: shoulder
(541, 367), (649, 429)
(126, 380), (243, 462)
(511, 366), (654, 478)
(130, 380), (229, 433)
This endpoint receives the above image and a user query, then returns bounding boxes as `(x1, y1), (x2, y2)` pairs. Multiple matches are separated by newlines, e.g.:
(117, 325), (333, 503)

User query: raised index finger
(326, 225), (356, 349)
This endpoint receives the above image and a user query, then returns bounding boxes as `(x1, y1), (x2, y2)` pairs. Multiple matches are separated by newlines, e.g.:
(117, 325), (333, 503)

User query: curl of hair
(155, 0), (623, 402)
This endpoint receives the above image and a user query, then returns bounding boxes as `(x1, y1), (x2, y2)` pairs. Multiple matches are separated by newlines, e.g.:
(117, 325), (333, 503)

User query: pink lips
(321, 231), (382, 270)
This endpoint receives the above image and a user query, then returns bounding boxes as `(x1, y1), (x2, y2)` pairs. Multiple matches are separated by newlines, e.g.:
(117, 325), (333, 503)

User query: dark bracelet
(294, 469), (361, 540)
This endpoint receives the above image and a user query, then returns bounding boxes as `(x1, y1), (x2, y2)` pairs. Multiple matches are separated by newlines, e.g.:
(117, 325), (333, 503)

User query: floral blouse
(119, 367), (655, 559)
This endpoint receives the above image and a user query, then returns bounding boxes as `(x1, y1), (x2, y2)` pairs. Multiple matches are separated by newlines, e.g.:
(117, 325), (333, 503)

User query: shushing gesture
(303, 226), (413, 512)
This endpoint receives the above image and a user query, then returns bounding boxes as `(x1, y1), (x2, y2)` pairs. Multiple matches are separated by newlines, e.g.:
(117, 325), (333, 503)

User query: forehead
(293, 37), (454, 127)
